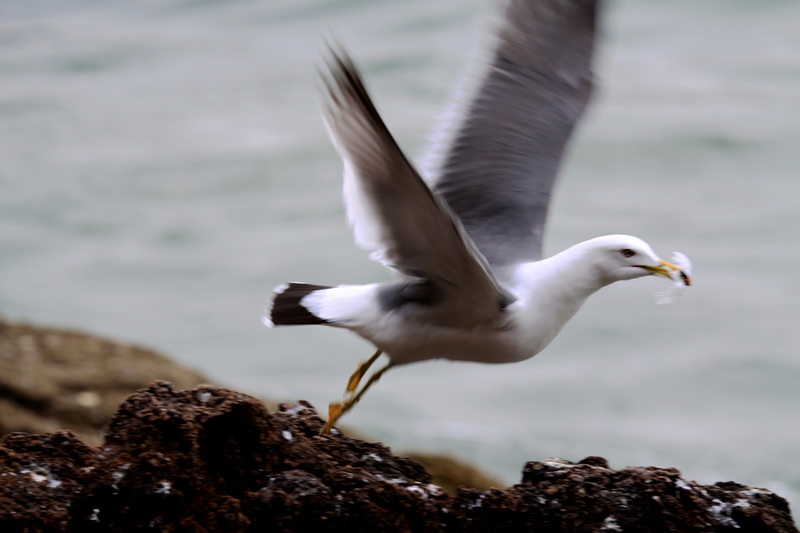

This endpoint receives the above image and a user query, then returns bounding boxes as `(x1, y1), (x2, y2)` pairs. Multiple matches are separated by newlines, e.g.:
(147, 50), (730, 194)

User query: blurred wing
(322, 49), (512, 320)
(426, 0), (599, 270)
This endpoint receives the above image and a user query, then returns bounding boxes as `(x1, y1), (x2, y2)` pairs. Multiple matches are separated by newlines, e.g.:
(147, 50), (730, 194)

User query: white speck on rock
(89, 508), (101, 522)
(709, 499), (740, 529)
(257, 477), (276, 493)
(283, 404), (307, 416)
(542, 458), (577, 469)
(281, 430), (293, 443)
(155, 481), (172, 495)
(405, 483), (444, 499)
(406, 485), (427, 498)
(360, 453), (383, 462)
(676, 479), (693, 491)
(20, 469), (61, 488)
(425, 484), (444, 497)
(374, 474), (407, 485)
(112, 463), (130, 490)
(197, 391), (213, 403)
(733, 498), (751, 510)
(601, 515), (623, 532)
(27, 472), (47, 483)
(743, 488), (771, 498)
(466, 494), (486, 510)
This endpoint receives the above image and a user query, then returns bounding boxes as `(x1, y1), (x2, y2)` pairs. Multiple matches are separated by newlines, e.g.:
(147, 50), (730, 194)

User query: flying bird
(264, 0), (691, 435)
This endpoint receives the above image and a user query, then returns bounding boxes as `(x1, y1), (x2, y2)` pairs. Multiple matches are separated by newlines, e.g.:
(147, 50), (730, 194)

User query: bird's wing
(322, 49), (512, 325)
(425, 0), (599, 270)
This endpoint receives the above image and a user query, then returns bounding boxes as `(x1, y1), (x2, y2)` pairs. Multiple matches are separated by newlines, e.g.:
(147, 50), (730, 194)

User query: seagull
(264, 0), (691, 435)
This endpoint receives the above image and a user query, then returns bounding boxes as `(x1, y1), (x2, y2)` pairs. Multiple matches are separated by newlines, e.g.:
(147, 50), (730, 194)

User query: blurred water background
(2, 0), (799, 512)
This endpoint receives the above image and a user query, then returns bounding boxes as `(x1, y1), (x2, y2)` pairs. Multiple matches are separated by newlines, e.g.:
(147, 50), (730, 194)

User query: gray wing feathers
(431, 0), (599, 267)
(322, 51), (510, 324)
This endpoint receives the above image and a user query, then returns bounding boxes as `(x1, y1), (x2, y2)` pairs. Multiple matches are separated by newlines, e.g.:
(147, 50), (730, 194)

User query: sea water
(2, 0), (799, 513)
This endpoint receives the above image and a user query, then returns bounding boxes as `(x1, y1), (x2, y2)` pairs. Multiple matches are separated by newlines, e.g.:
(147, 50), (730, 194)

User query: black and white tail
(264, 283), (331, 327)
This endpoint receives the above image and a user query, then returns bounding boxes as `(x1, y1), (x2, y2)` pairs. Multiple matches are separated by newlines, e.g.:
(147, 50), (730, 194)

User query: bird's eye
(620, 248), (636, 258)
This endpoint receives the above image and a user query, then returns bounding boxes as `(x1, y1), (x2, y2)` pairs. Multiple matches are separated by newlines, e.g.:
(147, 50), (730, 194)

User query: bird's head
(584, 235), (692, 286)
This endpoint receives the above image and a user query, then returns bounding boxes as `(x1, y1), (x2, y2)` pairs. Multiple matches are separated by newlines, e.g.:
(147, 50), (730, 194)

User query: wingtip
(273, 282), (291, 295)
(262, 282), (292, 328)
(266, 282), (332, 326)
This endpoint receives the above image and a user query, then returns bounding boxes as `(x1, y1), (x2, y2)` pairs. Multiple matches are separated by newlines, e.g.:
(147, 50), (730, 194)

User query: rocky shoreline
(0, 319), (796, 531)
(0, 382), (795, 532)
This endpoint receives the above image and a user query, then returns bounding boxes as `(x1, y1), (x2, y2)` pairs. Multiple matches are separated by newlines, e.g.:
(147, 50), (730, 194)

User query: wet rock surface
(0, 382), (796, 532)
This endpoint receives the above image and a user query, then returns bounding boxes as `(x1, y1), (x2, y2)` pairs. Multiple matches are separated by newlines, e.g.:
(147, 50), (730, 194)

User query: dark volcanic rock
(0, 382), (795, 532)
(0, 318), (502, 493)
(0, 431), (94, 531)
(454, 457), (796, 532)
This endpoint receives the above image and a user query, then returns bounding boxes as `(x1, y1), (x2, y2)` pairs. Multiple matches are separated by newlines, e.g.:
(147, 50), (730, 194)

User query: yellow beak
(640, 260), (691, 286)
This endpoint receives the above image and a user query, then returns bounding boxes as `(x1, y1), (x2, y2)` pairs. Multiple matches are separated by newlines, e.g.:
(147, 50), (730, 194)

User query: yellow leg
(321, 357), (391, 436)
(346, 349), (383, 394)
(347, 364), (390, 408)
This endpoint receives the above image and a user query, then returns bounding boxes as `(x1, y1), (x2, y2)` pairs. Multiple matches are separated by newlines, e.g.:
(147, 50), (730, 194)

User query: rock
(0, 318), (503, 493)
(405, 452), (502, 496)
(0, 318), (210, 446)
(0, 382), (795, 532)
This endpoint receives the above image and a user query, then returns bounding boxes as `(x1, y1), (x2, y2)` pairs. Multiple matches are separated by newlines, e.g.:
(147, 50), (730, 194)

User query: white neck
(508, 243), (612, 356)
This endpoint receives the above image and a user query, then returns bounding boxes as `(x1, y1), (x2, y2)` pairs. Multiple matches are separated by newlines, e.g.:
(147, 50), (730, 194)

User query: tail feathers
(265, 282), (332, 327)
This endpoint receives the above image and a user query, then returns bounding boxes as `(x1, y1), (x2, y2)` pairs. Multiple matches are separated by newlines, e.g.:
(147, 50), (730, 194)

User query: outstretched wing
(426, 0), (599, 270)
(322, 49), (512, 325)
